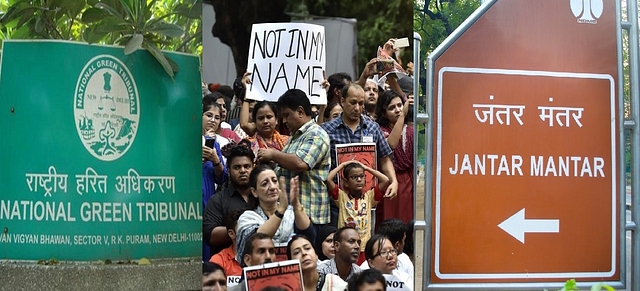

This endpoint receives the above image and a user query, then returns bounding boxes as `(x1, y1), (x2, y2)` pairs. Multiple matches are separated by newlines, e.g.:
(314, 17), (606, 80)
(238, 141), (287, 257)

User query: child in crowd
(325, 160), (390, 264)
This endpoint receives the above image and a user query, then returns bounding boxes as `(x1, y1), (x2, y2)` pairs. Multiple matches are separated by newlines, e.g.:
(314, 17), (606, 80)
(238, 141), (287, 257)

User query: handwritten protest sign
(246, 23), (327, 104)
(244, 260), (303, 291)
(336, 143), (378, 190)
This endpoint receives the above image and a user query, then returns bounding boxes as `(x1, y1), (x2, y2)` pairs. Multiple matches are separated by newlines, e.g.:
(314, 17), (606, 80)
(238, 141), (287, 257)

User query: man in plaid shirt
(255, 89), (332, 227)
(321, 84), (398, 198)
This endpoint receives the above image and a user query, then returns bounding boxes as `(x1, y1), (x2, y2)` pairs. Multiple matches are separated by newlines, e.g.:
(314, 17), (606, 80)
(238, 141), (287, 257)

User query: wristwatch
(274, 210), (284, 219)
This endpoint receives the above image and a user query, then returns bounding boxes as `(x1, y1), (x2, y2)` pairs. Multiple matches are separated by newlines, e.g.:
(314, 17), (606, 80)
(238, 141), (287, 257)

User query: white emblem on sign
(570, 0), (603, 24)
(74, 55), (140, 162)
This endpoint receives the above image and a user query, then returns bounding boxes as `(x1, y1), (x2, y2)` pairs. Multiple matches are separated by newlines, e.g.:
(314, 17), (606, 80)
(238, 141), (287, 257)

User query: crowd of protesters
(202, 37), (416, 291)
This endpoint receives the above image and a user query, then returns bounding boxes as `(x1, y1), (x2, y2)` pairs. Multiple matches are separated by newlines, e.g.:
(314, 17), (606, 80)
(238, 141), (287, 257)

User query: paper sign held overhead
(246, 23), (327, 104)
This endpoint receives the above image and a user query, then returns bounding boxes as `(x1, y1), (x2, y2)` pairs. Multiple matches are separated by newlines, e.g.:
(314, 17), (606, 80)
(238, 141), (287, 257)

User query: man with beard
(228, 232), (277, 291)
(363, 79), (380, 119)
(317, 226), (363, 281)
(203, 144), (255, 257)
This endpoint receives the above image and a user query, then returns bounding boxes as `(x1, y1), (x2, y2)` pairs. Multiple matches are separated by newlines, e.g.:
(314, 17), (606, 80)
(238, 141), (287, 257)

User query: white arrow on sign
(498, 208), (559, 244)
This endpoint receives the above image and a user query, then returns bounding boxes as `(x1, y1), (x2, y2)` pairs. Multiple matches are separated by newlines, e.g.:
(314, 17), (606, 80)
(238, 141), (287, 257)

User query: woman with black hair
(287, 235), (347, 291)
(235, 165), (316, 264)
(375, 90), (414, 224)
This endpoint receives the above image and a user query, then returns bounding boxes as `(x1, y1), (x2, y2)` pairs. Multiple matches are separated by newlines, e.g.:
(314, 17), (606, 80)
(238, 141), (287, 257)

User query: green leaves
(0, 0), (201, 79)
(543, 279), (614, 291)
(144, 39), (175, 78)
(124, 33), (142, 54)
(147, 21), (184, 38)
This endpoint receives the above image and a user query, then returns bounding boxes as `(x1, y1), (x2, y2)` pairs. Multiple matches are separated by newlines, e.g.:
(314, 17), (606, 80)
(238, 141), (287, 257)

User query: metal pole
(412, 31), (428, 291)
(626, 0), (640, 288)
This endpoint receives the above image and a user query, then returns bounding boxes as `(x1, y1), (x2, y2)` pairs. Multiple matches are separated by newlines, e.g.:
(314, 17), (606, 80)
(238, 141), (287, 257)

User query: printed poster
(335, 143), (378, 190)
(244, 260), (303, 291)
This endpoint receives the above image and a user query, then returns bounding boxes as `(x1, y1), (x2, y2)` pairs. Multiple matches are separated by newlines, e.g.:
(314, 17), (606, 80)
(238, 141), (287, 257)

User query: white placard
(246, 23), (327, 104)
(383, 274), (411, 291)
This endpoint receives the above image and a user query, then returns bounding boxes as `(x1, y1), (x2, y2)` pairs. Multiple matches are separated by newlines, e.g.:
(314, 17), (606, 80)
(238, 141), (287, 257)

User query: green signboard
(0, 40), (202, 261)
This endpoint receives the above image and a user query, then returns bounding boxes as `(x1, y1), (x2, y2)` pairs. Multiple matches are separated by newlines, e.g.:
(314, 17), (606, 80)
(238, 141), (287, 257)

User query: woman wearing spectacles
(364, 234), (413, 291)
(202, 102), (230, 262)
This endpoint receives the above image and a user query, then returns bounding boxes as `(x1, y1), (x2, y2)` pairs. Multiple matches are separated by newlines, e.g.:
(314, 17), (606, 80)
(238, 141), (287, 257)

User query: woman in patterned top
(241, 100), (289, 158)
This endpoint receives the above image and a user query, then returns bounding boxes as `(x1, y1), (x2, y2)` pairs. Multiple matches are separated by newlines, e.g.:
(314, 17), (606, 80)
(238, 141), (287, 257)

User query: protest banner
(335, 143), (378, 190)
(246, 23), (327, 104)
(244, 260), (303, 291)
(383, 274), (411, 291)
(275, 242), (288, 262)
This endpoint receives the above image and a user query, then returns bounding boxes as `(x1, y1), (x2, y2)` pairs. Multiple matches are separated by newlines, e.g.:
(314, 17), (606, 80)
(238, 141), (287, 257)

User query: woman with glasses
(204, 92), (241, 145)
(364, 234), (413, 290)
(202, 102), (229, 261)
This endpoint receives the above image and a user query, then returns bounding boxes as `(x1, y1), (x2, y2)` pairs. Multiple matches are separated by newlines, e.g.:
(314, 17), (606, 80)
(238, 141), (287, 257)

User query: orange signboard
(431, 0), (619, 283)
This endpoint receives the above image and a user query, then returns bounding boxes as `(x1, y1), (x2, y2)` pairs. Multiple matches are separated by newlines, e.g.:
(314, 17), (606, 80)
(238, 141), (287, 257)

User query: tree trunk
(210, 0), (290, 78)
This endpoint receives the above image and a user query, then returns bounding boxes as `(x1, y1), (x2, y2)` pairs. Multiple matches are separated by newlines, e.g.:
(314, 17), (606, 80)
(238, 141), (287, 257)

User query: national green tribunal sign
(0, 40), (202, 260)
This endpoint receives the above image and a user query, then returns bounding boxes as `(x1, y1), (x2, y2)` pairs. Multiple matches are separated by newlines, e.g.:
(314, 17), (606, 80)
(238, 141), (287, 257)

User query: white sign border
(435, 67), (616, 279)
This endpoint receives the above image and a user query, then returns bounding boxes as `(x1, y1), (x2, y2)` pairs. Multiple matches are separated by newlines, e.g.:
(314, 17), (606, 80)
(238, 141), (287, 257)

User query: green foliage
(0, 0), (202, 78)
(287, 0), (413, 71)
(0, 0), (88, 41)
(414, 0), (479, 56)
(543, 279), (614, 291)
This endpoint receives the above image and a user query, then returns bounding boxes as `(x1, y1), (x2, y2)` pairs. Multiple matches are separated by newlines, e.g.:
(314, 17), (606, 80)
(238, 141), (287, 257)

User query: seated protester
(317, 226), (362, 281)
(242, 101), (289, 156)
(203, 144), (254, 256)
(325, 161), (390, 265)
(315, 225), (338, 264)
(347, 269), (387, 291)
(364, 234), (413, 291)
(235, 164), (316, 264)
(360, 219), (414, 280)
(203, 262), (227, 291)
(287, 235), (347, 291)
(204, 92), (241, 143)
(229, 232), (277, 291)
(210, 209), (245, 277)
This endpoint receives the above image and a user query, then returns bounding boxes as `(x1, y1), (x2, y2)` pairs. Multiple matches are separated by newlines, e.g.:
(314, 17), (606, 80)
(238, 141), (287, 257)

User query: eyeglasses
(375, 249), (397, 257)
(203, 112), (220, 120)
(349, 174), (365, 180)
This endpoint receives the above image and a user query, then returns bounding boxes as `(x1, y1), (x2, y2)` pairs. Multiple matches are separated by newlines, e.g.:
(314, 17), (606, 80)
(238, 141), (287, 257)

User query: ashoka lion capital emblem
(74, 55), (140, 162)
